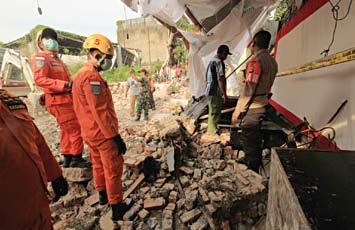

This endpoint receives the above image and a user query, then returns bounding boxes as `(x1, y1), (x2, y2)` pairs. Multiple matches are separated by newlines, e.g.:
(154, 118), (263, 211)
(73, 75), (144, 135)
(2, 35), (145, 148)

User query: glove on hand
(113, 135), (127, 155)
(51, 175), (68, 202)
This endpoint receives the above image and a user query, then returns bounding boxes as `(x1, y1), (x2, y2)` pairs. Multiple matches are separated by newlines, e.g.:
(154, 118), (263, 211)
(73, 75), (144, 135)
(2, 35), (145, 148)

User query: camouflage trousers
(136, 98), (149, 119)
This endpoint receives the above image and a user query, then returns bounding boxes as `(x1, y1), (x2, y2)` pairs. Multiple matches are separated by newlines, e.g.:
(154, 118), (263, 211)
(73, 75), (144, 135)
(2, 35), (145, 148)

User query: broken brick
(155, 178), (167, 188)
(165, 203), (176, 211)
(84, 193), (99, 207)
(138, 209), (149, 220)
(62, 167), (92, 182)
(185, 190), (198, 210)
(193, 169), (202, 181)
(179, 166), (194, 175)
(123, 204), (141, 221)
(168, 190), (178, 203)
(117, 221), (133, 230)
(198, 188), (210, 204)
(162, 183), (175, 191)
(180, 209), (202, 224)
(140, 186), (150, 194)
(124, 157), (137, 167)
(190, 215), (209, 230)
(179, 176), (190, 187)
(143, 197), (165, 209)
(205, 204), (216, 216)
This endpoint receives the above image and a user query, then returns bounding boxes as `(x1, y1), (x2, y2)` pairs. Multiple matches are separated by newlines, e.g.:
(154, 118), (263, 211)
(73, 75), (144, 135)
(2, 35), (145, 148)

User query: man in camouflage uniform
(136, 76), (151, 121)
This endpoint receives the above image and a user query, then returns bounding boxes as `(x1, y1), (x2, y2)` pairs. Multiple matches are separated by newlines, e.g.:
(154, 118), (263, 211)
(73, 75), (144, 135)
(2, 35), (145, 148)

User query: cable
(321, 0), (353, 56)
(36, 0), (42, 15)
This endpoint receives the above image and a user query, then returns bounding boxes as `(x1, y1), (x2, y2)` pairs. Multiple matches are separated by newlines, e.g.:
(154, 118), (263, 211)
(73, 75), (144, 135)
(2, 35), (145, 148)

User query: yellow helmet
(83, 34), (114, 57)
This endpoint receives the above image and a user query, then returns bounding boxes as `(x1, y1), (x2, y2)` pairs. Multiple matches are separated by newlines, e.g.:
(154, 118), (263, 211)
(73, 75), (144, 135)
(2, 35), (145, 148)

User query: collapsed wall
(50, 116), (267, 230)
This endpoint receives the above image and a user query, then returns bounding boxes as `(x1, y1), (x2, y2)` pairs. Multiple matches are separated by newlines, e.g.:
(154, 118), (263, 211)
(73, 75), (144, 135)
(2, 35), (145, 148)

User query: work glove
(64, 81), (73, 88)
(38, 94), (45, 106)
(113, 135), (127, 155)
(51, 175), (68, 202)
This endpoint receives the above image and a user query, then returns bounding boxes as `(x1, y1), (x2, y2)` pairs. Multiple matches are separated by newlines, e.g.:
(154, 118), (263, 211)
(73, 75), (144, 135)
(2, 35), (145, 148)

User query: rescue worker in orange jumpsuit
(31, 28), (90, 168)
(72, 34), (130, 221)
(0, 89), (68, 229)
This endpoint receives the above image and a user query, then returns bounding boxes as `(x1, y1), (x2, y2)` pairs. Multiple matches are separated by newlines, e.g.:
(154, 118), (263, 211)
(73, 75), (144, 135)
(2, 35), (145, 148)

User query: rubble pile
(50, 117), (267, 230)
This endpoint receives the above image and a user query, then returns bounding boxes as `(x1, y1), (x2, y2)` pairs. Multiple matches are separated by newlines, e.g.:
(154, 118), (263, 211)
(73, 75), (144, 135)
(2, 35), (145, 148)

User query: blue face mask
(43, 39), (59, 51)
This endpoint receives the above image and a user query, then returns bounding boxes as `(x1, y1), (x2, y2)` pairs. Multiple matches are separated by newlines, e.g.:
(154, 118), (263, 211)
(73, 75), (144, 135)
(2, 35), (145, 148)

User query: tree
(0, 41), (4, 48)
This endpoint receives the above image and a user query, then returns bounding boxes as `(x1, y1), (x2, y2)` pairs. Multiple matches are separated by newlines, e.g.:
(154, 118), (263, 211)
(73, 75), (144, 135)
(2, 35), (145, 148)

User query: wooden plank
(123, 173), (145, 200)
(266, 149), (311, 230)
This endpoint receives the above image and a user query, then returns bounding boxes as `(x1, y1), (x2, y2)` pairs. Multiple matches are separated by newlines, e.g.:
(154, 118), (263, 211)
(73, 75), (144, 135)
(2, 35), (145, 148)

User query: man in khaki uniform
(231, 31), (278, 172)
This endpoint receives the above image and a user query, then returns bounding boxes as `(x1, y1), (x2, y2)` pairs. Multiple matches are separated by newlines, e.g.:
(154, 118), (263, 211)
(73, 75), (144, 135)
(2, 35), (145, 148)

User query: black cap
(217, 45), (232, 55)
(41, 28), (58, 41)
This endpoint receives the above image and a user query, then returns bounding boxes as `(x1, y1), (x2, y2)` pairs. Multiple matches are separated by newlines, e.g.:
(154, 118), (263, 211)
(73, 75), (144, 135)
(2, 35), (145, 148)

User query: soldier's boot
(135, 113), (141, 121)
(144, 112), (149, 121)
(69, 154), (92, 168)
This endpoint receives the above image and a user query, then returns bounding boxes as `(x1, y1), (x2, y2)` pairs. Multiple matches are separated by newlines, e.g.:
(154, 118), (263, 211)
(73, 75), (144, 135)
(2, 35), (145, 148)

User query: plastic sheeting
(121, 0), (278, 96)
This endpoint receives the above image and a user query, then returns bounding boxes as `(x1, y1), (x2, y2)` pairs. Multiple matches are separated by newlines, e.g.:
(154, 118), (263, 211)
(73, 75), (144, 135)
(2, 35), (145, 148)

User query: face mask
(100, 58), (112, 71)
(43, 39), (59, 51)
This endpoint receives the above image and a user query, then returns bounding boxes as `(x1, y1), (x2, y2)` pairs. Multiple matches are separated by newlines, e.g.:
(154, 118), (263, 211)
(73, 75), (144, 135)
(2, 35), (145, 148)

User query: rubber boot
(69, 154), (91, 168)
(62, 155), (72, 168)
(111, 198), (133, 221)
(135, 113), (141, 121)
(99, 190), (108, 205)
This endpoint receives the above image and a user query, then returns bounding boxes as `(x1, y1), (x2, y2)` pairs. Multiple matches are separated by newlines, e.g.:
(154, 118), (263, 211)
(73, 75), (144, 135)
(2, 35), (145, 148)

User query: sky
(0, 0), (140, 43)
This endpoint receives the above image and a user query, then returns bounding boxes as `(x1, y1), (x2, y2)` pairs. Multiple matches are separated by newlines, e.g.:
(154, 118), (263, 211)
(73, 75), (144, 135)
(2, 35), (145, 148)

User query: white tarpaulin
(121, 0), (278, 97)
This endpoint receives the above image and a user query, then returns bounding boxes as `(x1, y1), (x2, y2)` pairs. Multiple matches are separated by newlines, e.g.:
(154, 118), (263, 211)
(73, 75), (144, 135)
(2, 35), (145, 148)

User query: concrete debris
(38, 82), (267, 229)
(62, 167), (92, 182)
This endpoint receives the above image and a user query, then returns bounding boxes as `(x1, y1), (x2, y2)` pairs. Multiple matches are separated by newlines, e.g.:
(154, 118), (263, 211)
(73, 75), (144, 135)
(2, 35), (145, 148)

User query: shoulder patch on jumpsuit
(90, 81), (101, 95)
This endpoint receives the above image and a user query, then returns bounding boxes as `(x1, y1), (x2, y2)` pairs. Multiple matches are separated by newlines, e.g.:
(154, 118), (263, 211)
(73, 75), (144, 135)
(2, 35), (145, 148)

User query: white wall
(273, 2), (355, 150)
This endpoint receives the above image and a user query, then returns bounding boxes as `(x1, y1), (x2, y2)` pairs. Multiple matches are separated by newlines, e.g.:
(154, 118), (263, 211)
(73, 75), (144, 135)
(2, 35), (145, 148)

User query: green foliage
(150, 60), (163, 74)
(269, 0), (289, 21)
(174, 39), (188, 65)
(102, 65), (141, 83)
(0, 41), (4, 48)
(176, 17), (193, 32)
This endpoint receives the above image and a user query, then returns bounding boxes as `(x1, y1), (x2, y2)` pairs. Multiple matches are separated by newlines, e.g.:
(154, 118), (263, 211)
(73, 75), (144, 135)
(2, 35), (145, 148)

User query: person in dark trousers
(204, 45), (231, 135)
(231, 30), (278, 173)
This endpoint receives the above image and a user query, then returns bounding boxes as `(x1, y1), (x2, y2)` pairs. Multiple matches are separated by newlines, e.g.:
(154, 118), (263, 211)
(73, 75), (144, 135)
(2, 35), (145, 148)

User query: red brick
(138, 209), (149, 219)
(144, 197), (165, 209)
(165, 203), (176, 211)
(179, 166), (194, 175)
(198, 188), (210, 204)
(180, 209), (202, 224)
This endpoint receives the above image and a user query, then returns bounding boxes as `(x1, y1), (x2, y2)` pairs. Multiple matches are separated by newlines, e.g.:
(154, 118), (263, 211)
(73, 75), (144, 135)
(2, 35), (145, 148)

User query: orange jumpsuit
(72, 63), (124, 204)
(0, 89), (62, 229)
(31, 50), (83, 156)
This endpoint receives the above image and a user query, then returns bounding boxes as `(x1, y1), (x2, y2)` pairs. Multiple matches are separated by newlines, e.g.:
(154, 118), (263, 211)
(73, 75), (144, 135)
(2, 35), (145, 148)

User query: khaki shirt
(236, 49), (278, 112)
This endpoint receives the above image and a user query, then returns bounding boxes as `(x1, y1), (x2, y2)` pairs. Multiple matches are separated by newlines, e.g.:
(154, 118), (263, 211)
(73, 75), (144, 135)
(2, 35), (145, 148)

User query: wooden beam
(123, 173), (145, 200)
(185, 6), (203, 32)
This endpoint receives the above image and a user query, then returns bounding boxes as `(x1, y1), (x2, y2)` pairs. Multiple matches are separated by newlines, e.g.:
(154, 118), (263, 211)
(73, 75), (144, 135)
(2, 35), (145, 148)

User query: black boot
(135, 113), (141, 121)
(62, 155), (72, 168)
(111, 198), (133, 221)
(69, 154), (91, 168)
(144, 114), (149, 121)
(99, 190), (108, 205)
